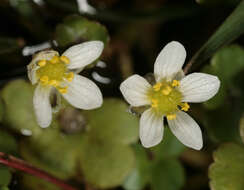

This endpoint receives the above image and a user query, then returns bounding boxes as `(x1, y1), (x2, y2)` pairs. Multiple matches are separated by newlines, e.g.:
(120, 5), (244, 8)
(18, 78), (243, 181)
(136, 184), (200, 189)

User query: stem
(183, 53), (198, 74)
(0, 152), (78, 190)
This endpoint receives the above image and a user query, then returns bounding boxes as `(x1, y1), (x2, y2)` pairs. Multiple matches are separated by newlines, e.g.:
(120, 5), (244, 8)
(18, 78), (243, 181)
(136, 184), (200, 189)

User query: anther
(38, 60), (46, 67)
(66, 72), (74, 82)
(151, 99), (158, 108)
(153, 83), (162, 92)
(167, 114), (176, 120)
(40, 76), (49, 85)
(60, 56), (70, 64)
(172, 80), (180, 87)
(162, 86), (172, 95)
(181, 102), (190, 111)
(50, 55), (59, 64)
(48, 80), (59, 87)
(58, 87), (68, 94)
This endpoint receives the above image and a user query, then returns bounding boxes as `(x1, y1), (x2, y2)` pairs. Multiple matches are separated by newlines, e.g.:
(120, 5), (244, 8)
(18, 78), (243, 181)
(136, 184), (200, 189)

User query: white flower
(120, 41), (220, 150)
(27, 41), (104, 128)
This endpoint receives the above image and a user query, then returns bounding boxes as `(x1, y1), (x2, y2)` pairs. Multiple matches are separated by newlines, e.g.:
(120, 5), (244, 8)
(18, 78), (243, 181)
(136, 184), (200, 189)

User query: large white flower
(27, 41), (104, 128)
(120, 41), (220, 150)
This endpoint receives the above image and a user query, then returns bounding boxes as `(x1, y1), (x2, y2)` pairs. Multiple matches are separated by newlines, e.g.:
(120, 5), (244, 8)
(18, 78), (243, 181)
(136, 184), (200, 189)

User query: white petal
(27, 63), (39, 85)
(63, 41), (104, 70)
(140, 109), (164, 148)
(120, 74), (151, 107)
(168, 111), (203, 150)
(32, 50), (59, 62)
(62, 74), (103, 110)
(154, 41), (186, 81)
(27, 50), (59, 84)
(33, 84), (52, 128)
(179, 73), (220, 103)
(77, 0), (96, 14)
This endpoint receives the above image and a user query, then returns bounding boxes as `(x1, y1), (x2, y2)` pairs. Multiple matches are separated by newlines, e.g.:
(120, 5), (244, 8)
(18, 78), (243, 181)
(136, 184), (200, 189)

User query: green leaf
(20, 128), (77, 179)
(123, 145), (151, 190)
(0, 98), (4, 122)
(209, 143), (244, 190)
(1, 80), (42, 136)
(0, 130), (18, 155)
(78, 136), (135, 189)
(188, 0), (244, 71)
(210, 45), (244, 81)
(0, 187), (9, 190)
(150, 127), (185, 159)
(239, 115), (244, 143)
(84, 98), (139, 145)
(151, 159), (185, 190)
(0, 166), (11, 187)
(55, 15), (109, 47)
(20, 174), (61, 190)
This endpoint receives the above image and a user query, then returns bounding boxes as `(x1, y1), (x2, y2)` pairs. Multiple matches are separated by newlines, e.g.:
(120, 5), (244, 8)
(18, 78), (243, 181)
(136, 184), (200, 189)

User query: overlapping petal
(154, 41), (186, 82)
(168, 111), (203, 150)
(120, 74), (151, 107)
(63, 41), (104, 70)
(140, 109), (164, 148)
(179, 73), (220, 103)
(33, 84), (52, 128)
(62, 74), (103, 110)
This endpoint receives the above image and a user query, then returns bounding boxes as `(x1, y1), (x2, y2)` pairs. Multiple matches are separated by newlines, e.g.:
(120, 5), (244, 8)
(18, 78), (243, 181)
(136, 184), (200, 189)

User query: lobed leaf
(209, 143), (244, 190)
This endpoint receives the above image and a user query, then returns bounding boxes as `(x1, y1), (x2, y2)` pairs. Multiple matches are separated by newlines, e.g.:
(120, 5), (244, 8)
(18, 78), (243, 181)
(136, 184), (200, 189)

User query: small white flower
(120, 41), (220, 150)
(27, 41), (104, 128)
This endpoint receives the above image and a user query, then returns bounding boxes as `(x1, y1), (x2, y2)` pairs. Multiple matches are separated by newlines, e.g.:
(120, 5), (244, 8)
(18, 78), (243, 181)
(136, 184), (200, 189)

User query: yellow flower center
(36, 55), (74, 94)
(147, 80), (190, 120)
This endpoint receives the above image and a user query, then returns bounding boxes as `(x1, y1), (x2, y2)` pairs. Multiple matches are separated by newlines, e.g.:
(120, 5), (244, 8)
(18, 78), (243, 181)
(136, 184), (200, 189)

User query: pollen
(60, 55), (70, 64)
(48, 80), (59, 87)
(36, 55), (73, 92)
(161, 85), (172, 95)
(38, 60), (46, 67)
(147, 80), (183, 116)
(181, 102), (190, 111)
(167, 114), (176, 120)
(40, 76), (49, 85)
(65, 72), (74, 82)
(151, 99), (158, 108)
(58, 87), (68, 94)
(50, 55), (59, 64)
(153, 83), (162, 91)
(172, 80), (180, 87)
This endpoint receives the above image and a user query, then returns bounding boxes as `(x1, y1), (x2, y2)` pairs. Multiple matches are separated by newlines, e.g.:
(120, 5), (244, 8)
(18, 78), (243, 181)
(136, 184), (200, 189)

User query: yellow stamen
(162, 86), (172, 95)
(153, 83), (162, 92)
(151, 99), (158, 108)
(38, 60), (46, 67)
(50, 55), (59, 64)
(48, 80), (59, 87)
(172, 80), (180, 87)
(40, 76), (49, 85)
(66, 72), (74, 82)
(60, 55), (70, 64)
(58, 87), (68, 94)
(181, 102), (190, 111)
(167, 114), (176, 120)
